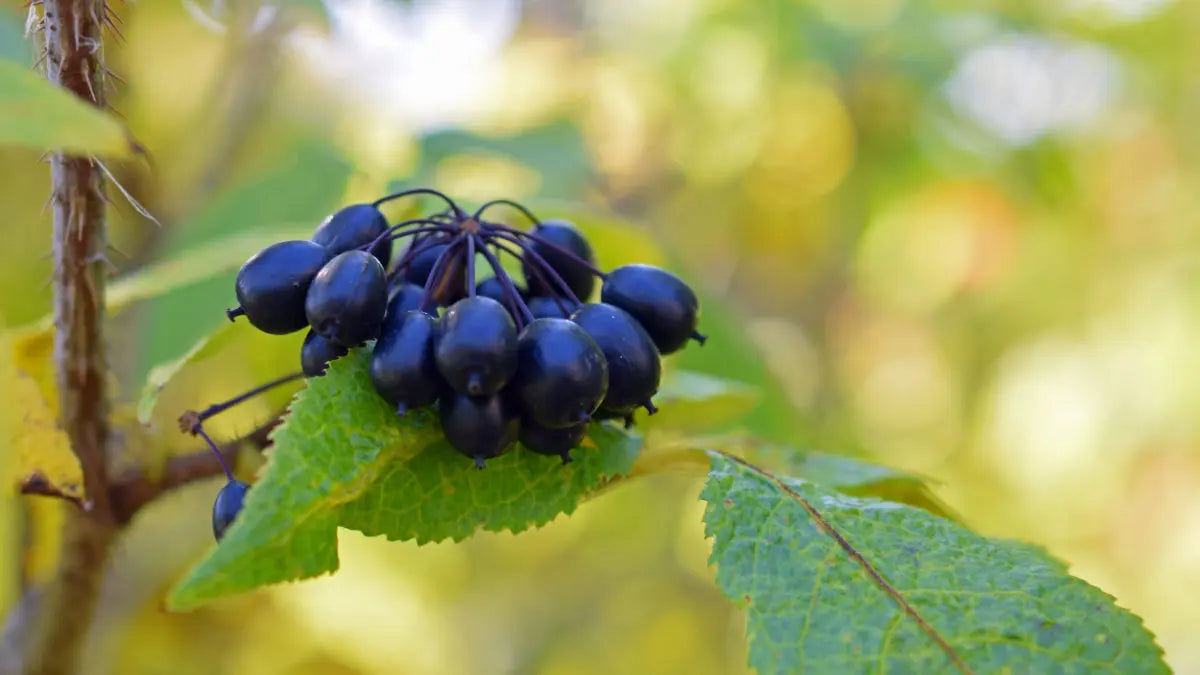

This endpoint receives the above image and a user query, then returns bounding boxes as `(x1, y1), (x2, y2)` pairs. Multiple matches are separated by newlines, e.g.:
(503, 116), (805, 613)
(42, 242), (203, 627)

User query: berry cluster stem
(485, 223), (608, 279)
(418, 234), (466, 312)
(488, 233), (582, 305)
(189, 372), (304, 426)
(19, 2), (117, 673)
(474, 236), (534, 325)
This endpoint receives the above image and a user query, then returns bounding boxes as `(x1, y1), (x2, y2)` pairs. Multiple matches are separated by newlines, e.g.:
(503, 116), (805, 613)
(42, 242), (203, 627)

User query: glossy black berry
(522, 220), (596, 300)
(439, 391), (519, 468)
(305, 250), (388, 347)
(570, 303), (661, 415)
(212, 479), (250, 541)
(435, 296), (518, 397)
(370, 310), (442, 414)
(386, 281), (429, 319)
(527, 295), (577, 320)
(477, 276), (524, 306)
(311, 203), (392, 266)
(519, 419), (588, 464)
(405, 236), (466, 305)
(231, 240), (332, 334)
(301, 329), (349, 377)
(601, 264), (702, 354)
(512, 319), (608, 429)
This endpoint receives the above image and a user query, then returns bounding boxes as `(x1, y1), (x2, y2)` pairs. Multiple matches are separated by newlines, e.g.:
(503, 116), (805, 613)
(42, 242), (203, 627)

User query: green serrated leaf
(782, 449), (958, 521)
(168, 347), (644, 608)
(642, 370), (759, 434)
(167, 349), (439, 610)
(339, 423), (641, 544)
(0, 58), (132, 156)
(701, 453), (1167, 675)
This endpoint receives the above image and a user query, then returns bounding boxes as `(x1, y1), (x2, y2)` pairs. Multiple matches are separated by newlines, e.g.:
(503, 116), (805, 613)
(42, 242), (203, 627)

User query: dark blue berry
(601, 264), (703, 354)
(301, 329), (349, 377)
(386, 281), (428, 317)
(231, 240), (332, 334)
(370, 310), (443, 414)
(435, 296), (518, 397)
(512, 319), (608, 429)
(477, 276), (524, 306)
(519, 419), (587, 464)
(212, 479), (250, 541)
(527, 295), (577, 320)
(570, 303), (661, 415)
(405, 236), (466, 305)
(439, 391), (519, 468)
(311, 203), (392, 267)
(522, 220), (596, 300)
(305, 250), (388, 347)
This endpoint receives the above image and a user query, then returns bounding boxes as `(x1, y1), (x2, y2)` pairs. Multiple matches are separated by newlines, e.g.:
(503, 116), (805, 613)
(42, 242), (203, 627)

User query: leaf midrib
(709, 450), (975, 675)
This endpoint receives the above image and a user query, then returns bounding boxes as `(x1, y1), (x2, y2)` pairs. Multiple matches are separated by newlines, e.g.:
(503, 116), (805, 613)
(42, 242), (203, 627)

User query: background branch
(107, 419), (279, 524)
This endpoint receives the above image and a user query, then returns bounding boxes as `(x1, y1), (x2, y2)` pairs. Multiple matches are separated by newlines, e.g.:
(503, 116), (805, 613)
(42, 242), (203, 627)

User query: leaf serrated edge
(344, 427), (643, 547)
(704, 449), (974, 675)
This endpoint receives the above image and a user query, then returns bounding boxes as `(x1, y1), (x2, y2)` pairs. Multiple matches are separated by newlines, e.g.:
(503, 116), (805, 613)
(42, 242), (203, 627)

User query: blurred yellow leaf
(10, 325), (55, 415)
(0, 58), (133, 157)
(5, 367), (83, 504)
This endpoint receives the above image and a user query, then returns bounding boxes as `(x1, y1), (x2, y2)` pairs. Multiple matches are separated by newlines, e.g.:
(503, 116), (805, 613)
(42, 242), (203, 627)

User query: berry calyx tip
(466, 372), (485, 397)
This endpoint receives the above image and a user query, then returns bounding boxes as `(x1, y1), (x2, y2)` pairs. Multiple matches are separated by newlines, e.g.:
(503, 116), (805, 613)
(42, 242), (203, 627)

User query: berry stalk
(372, 187), (463, 217)
(387, 234), (448, 280)
(182, 371), (305, 430)
(474, 235), (534, 326)
(487, 232), (583, 305)
(417, 233), (466, 313)
(483, 222), (608, 278)
(473, 198), (541, 225)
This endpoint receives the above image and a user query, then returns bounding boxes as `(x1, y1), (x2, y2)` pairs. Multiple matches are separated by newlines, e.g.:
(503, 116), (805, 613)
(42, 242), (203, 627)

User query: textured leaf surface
(701, 453), (1167, 675)
(169, 348), (644, 608)
(785, 449), (958, 520)
(167, 349), (436, 610)
(0, 58), (132, 156)
(340, 423), (641, 544)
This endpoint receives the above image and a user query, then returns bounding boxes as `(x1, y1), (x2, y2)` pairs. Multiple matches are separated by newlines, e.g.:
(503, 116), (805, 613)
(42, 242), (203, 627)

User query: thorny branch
(19, 2), (114, 674)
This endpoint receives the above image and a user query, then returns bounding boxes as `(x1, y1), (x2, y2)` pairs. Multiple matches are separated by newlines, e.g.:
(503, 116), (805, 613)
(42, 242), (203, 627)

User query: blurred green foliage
(2, 0), (1199, 672)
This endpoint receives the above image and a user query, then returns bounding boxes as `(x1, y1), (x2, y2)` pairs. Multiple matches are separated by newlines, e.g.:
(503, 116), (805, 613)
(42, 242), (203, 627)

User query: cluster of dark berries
(186, 188), (704, 540)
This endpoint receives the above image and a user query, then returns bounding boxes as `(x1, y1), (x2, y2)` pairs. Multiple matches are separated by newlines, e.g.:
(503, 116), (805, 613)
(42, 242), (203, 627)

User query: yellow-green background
(2, 0), (1198, 672)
